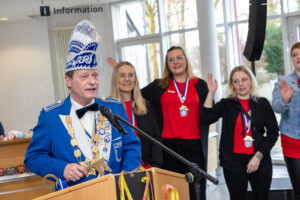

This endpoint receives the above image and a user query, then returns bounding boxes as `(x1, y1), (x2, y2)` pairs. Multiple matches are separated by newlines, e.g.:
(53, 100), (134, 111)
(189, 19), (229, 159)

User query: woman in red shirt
(203, 66), (279, 200)
(141, 46), (210, 200)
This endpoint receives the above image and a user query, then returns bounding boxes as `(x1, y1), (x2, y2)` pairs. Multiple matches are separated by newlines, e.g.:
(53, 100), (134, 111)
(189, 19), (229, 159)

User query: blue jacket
(272, 72), (300, 139)
(24, 95), (141, 186)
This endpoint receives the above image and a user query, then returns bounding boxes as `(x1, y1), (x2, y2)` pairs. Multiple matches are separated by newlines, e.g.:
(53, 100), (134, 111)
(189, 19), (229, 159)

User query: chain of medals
(65, 113), (107, 177)
(173, 77), (189, 117)
(242, 108), (254, 148)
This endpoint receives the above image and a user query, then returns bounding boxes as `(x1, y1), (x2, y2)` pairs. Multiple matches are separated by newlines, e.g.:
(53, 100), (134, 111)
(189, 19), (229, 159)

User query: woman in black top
(109, 61), (163, 168)
(202, 66), (279, 200)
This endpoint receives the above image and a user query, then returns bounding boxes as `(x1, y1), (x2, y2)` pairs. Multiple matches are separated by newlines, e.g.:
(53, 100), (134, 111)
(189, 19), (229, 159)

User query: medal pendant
(243, 136), (254, 148)
(179, 105), (189, 117)
(94, 134), (101, 142)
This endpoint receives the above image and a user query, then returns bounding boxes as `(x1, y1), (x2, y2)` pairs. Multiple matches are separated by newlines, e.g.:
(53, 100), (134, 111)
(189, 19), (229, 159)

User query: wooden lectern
(33, 167), (189, 200)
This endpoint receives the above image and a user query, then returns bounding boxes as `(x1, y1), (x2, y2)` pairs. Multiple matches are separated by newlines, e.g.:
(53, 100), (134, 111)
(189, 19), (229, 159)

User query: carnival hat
(65, 20), (101, 73)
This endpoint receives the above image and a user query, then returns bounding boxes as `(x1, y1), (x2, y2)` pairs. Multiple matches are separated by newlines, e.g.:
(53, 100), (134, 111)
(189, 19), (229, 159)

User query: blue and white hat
(65, 20), (101, 73)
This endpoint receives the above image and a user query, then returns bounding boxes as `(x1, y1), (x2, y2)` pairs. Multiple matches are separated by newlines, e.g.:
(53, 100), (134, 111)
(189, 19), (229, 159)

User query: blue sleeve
(0, 122), (4, 135)
(24, 110), (68, 178)
(272, 78), (290, 114)
(118, 104), (141, 171)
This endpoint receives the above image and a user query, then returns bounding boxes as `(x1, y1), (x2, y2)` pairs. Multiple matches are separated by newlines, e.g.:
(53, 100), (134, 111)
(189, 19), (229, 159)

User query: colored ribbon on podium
(164, 184), (179, 200)
(118, 171), (133, 200)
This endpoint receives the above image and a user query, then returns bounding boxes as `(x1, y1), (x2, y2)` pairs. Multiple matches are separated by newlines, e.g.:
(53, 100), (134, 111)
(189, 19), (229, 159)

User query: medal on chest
(243, 135), (254, 147)
(179, 105), (189, 117)
(174, 77), (189, 117)
(242, 108), (254, 148)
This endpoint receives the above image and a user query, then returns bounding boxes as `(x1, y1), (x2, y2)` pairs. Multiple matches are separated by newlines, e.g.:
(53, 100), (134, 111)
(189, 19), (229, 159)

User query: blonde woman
(141, 46), (209, 200)
(203, 66), (279, 200)
(110, 61), (163, 168)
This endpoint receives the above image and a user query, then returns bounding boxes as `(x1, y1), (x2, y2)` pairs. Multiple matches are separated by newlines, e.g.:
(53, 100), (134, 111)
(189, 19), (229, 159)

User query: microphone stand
(114, 114), (219, 200)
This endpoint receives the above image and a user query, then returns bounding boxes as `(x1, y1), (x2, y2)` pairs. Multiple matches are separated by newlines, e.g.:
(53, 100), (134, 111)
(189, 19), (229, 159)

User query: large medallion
(243, 136), (254, 148)
(179, 105), (189, 117)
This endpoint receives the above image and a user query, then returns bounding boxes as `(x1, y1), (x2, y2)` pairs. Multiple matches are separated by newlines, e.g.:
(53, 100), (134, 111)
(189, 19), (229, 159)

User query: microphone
(99, 106), (128, 134)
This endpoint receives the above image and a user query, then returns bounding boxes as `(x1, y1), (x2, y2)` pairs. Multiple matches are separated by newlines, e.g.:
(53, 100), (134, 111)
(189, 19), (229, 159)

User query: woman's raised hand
(278, 80), (294, 104)
(107, 57), (121, 68)
(204, 73), (218, 108)
(207, 73), (218, 93)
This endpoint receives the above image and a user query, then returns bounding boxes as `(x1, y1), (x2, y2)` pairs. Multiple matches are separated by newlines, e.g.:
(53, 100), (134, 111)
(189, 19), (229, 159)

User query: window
(121, 42), (161, 88)
(112, 0), (199, 86)
(284, 0), (300, 13)
(112, 0), (159, 40)
(163, 0), (198, 31)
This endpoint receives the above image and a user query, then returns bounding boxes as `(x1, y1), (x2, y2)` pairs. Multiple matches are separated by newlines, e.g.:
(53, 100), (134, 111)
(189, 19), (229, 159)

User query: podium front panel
(34, 168), (189, 200)
(33, 175), (117, 200)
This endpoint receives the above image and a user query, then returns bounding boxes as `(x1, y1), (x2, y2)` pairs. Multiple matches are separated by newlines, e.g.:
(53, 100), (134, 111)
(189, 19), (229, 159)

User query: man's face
(65, 70), (99, 106)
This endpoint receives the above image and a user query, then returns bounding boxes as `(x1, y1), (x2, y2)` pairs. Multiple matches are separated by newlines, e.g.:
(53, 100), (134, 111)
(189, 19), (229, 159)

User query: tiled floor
(206, 164), (290, 200)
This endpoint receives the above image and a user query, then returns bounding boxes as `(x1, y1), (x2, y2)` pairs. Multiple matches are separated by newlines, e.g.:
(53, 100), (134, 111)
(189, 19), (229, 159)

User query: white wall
(0, 4), (117, 133)
(91, 4), (115, 98)
(0, 18), (55, 133)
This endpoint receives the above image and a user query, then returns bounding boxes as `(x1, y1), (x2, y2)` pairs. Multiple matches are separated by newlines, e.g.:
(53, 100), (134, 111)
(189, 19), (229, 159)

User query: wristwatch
(255, 152), (263, 160)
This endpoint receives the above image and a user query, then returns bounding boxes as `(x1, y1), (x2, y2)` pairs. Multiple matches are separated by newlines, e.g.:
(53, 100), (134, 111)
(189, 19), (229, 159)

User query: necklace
(65, 113), (110, 177)
(241, 108), (254, 148)
(173, 77), (189, 117)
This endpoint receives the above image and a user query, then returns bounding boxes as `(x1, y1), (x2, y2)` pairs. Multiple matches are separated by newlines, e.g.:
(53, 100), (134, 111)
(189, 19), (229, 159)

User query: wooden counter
(0, 138), (50, 199)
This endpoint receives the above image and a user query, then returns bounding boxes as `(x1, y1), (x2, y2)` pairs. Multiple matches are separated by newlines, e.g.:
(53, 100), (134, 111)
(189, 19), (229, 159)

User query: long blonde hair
(160, 46), (195, 88)
(227, 66), (258, 99)
(110, 61), (147, 115)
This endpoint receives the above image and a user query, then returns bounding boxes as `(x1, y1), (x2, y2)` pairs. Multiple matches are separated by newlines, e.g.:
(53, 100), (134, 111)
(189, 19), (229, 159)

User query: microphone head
(100, 105), (109, 114)
(99, 106), (115, 123)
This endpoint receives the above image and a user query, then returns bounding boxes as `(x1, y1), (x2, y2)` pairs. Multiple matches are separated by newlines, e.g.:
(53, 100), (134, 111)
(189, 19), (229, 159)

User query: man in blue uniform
(24, 20), (141, 187)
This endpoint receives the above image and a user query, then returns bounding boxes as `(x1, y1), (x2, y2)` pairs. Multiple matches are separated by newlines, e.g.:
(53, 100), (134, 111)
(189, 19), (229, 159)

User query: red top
(123, 101), (136, 127)
(233, 98), (254, 154)
(281, 134), (300, 158)
(123, 100), (151, 169)
(160, 78), (201, 139)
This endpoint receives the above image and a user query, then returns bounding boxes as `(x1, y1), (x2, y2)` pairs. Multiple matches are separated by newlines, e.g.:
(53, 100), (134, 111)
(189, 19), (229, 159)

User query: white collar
(70, 97), (95, 110)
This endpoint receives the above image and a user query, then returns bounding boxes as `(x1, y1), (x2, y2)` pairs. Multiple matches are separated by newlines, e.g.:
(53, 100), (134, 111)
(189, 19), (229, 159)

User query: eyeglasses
(118, 73), (135, 80)
(167, 55), (185, 62)
(232, 78), (249, 85)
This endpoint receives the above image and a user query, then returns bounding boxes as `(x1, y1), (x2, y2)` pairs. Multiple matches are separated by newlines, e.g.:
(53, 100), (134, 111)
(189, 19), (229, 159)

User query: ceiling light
(0, 18), (8, 21)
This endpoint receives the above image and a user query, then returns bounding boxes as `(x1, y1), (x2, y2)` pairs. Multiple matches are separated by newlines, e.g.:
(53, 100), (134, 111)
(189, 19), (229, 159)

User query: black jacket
(135, 102), (163, 167)
(202, 97), (279, 169)
(141, 78), (210, 169)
